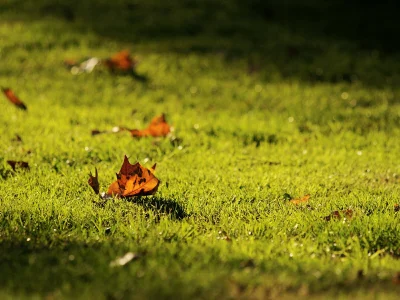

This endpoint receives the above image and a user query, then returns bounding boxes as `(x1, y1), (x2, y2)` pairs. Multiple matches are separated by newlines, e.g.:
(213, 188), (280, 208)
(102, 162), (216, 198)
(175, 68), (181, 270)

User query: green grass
(1, 0), (400, 299)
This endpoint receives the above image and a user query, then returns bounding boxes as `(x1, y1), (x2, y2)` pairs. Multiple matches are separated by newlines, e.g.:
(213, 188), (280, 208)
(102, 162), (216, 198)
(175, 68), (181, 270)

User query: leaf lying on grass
(289, 194), (310, 205)
(129, 114), (171, 138)
(7, 160), (30, 171)
(91, 114), (171, 138)
(324, 209), (354, 221)
(1, 88), (27, 110)
(103, 50), (138, 72)
(88, 155), (159, 198)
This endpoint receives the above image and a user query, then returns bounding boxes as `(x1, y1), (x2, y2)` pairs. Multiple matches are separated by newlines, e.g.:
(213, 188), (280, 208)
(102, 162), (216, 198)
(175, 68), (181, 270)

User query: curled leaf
(130, 114), (171, 138)
(104, 50), (137, 72)
(290, 194), (310, 205)
(2, 88), (27, 110)
(7, 160), (29, 171)
(88, 168), (100, 195)
(63, 59), (78, 68)
(107, 155), (159, 197)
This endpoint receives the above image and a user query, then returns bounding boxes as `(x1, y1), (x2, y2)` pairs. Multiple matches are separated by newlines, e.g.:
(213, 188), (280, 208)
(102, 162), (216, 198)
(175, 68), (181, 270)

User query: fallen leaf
(104, 50), (137, 72)
(91, 116), (170, 138)
(88, 168), (99, 195)
(324, 209), (354, 221)
(91, 129), (103, 136)
(130, 114), (171, 138)
(107, 155), (159, 197)
(63, 59), (78, 68)
(2, 88), (27, 110)
(7, 160), (29, 171)
(290, 194), (310, 205)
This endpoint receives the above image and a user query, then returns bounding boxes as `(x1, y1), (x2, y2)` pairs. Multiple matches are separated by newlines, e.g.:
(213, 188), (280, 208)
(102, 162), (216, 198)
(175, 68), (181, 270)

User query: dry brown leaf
(290, 194), (310, 205)
(130, 114), (171, 138)
(324, 209), (354, 221)
(104, 50), (137, 72)
(63, 59), (78, 68)
(107, 155), (159, 197)
(2, 88), (27, 110)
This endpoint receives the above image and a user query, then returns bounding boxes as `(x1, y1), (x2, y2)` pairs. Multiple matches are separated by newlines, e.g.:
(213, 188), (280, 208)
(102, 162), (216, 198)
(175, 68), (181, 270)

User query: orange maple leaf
(107, 155), (159, 197)
(130, 114), (171, 138)
(104, 50), (137, 72)
(2, 88), (27, 110)
(289, 194), (310, 205)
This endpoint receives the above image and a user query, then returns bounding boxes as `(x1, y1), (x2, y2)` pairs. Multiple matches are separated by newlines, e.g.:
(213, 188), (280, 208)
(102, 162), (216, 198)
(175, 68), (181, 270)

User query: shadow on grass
(128, 196), (187, 220)
(1, 239), (400, 298)
(109, 69), (149, 83)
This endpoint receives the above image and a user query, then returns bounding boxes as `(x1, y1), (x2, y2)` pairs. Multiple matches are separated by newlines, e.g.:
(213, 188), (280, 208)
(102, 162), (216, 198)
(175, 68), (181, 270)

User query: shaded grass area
(1, 0), (400, 299)
(2, 0), (400, 87)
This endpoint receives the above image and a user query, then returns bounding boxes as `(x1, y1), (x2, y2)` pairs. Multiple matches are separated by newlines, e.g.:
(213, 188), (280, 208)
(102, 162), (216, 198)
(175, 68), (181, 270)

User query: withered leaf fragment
(88, 168), (100, 195)
(7, 160), (29, 171)
(324, 209), (354, 221)
(130, 114), (171, 138)
(63, 59), (78, 68)
(290, 194), (310, 205)
(2, 88), (27, 110)
(107, 155), (159, 197)
(104, 50), (137, 72)
(91, 129), (103, 136)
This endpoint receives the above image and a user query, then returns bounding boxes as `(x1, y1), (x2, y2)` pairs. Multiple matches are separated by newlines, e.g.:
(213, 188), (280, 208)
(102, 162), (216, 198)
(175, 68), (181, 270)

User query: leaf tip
(88, 168), (100, 195)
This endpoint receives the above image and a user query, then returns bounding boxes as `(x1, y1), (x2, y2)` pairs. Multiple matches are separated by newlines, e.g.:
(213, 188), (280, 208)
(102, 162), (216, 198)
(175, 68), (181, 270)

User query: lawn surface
(1, 1), (400, 299)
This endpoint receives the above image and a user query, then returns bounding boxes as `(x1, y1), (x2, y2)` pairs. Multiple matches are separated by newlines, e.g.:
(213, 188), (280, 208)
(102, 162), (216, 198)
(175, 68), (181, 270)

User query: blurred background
(1, 0), (399, 87)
